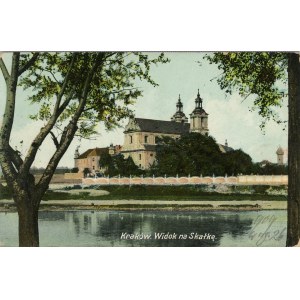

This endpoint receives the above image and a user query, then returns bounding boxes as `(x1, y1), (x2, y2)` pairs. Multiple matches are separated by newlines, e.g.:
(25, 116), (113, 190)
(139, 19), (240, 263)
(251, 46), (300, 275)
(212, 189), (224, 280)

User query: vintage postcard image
(0, 52), (297, 247)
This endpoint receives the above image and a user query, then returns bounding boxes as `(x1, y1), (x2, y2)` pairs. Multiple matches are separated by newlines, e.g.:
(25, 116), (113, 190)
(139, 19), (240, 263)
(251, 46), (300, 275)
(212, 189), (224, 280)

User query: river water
(0, 210), (287, 247)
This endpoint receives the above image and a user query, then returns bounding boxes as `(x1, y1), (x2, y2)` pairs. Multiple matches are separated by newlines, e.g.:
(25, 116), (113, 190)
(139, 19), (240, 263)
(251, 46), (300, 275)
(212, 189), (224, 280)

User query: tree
(0, 52), (169, 246)
(152, 133), (254, 177)
(205, 52), (300, 246)
(83, 168), (91, 178)
(223, 149), (254, 176)
(99, 153), (142, 177)
(71, 167), (79, 173)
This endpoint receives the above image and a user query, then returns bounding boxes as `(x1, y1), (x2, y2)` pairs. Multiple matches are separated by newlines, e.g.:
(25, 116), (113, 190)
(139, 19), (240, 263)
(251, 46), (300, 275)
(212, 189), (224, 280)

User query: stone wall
(64, 173), (84, 180)
(238, 175), (288, 185)
(82, 175), (288, 186)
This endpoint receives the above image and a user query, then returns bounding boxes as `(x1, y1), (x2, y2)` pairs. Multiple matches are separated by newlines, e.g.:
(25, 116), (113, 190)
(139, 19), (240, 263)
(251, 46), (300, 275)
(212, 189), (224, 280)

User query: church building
(74, 90), (233, 173)
(121, 90), (231, 170)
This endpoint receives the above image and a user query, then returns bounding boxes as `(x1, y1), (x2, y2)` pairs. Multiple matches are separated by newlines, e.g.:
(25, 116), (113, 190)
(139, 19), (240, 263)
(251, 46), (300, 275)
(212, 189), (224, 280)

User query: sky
(0, 52), (288, 168)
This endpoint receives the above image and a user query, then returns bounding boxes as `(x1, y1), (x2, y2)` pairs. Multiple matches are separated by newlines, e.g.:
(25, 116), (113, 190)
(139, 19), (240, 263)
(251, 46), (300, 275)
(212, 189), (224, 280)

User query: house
(74, 145), (122, 174)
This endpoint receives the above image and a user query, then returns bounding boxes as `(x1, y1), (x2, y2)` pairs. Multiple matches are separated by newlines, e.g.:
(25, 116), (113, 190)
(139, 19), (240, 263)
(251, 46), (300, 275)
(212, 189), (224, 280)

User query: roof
(190, 107), (208, 116)
(218, 144), (234, 153)
(130, 118), (190, 135)
(77, 147), (108, 159)
(276, 146), (284, 155)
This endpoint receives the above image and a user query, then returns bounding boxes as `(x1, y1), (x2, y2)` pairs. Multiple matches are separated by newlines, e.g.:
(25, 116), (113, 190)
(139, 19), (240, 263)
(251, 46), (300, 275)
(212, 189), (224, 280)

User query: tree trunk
(286, 53), (300, 246)
(17, 202), (39, 247)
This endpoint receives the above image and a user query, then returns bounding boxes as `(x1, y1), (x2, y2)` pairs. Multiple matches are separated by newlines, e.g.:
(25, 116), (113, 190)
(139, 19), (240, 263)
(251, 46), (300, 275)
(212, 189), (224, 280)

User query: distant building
(276, 146), (288, 165)
(259, 160), (272, 167)
(74, 145), (122, 174)
(121, 90), (232, 169)
(218, 139), (233, 154)
(74, 90), (233, 172)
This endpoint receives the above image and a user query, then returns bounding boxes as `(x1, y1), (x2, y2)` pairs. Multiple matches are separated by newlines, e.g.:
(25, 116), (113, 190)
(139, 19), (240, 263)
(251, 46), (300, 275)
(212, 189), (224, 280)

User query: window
(139, 154), (142, 160)
(139, 164), (141, 168)
(144, 135), (148, 143)
(130, 135), (133, 144)
(150, 153), (153, 157)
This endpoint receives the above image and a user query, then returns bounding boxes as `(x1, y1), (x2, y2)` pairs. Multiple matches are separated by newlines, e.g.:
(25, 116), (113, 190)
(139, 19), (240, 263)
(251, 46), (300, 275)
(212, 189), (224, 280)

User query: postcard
(0, 52), (296, 247)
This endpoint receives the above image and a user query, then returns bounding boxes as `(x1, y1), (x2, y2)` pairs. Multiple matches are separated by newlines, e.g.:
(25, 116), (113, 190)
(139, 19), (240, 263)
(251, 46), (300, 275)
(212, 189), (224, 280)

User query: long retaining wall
(64, 173), (84, 180)
(82, 175), (288, 186)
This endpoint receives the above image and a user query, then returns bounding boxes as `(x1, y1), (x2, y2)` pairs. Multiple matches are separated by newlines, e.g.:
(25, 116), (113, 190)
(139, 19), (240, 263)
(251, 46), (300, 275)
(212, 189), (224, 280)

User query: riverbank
(0, 199), (287, 212)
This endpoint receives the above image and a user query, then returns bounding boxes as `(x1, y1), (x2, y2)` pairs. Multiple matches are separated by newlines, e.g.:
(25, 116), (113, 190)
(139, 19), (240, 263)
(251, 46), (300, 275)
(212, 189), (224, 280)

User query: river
(0, 210), (287, 246)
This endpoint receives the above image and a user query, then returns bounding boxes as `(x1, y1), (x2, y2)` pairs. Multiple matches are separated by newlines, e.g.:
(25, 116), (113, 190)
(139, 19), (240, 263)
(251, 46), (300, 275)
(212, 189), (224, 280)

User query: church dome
(171, 94), (188, 123)
(191, 90), (208, 116)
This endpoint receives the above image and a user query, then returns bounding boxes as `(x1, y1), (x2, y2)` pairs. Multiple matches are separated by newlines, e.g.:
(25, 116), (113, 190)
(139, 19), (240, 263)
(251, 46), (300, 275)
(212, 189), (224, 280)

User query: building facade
(74, 145), (122, 174)
(121, 90), (231, 169)
(74, 90), (233, 172)
(276, 146), (288, 165)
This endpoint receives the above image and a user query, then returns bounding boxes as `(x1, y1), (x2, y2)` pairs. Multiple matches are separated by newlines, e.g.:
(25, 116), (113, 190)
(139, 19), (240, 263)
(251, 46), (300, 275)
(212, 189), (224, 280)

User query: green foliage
(204, 52), (288, 129)
(151, 133), (255, 176)
(99, 153), (143, 177)
(83, 168), (91, 177)
(254, 162), (288, 175)
(41, 185), (286, 201)
(223, 149), (254, 176)
(0, 184), (12, 199)
(19, 52), (170, 138)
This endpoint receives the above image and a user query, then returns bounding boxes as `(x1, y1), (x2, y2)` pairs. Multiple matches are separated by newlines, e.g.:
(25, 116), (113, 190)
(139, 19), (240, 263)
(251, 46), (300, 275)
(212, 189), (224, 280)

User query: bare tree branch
(56, 53), (77, 103)
(18, 52), (39, 76)
(50, 53), (78, 119)
(49, 131), (59, 149)
(1, 53), (20, 144)
(47, 69), (60, 84)
(57, 88), (76, 114)
(8, 145), (23, 170)
(0, 53), (21, 195)
(0, 57), (10, 84)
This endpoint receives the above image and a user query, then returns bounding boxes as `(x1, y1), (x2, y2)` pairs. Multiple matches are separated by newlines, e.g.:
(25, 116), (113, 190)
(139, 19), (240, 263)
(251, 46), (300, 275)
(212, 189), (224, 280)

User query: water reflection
(0, 210), (287, 247)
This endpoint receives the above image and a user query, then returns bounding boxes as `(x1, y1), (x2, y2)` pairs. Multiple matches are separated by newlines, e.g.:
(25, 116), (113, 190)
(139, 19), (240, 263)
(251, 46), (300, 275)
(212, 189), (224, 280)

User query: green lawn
(42, 185), (287, 201)
(1, 183), (287, 201)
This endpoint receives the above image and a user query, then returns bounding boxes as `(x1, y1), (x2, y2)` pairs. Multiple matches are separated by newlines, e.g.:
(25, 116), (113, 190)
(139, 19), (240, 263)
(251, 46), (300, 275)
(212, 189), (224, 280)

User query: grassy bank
(1, 184), (287, 201)
(43, 185), (286, 201)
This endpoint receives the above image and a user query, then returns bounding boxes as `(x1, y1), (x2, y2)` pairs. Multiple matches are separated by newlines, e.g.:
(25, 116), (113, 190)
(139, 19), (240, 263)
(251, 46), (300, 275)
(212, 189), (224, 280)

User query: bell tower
(276, 146), (284, 165)
(74, 146), (80, 169)
(189, 90), (209, 135)
(171, 94), (188, 123)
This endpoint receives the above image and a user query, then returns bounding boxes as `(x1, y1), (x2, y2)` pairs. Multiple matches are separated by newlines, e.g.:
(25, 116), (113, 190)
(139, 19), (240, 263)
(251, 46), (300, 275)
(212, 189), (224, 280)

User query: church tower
(171, 94), (188, 123)
(74, 146), (80, 169)
(189, 90), (209, 135)
(276, 146), (284, 165)
(74, 146), (80, 159)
